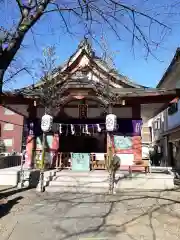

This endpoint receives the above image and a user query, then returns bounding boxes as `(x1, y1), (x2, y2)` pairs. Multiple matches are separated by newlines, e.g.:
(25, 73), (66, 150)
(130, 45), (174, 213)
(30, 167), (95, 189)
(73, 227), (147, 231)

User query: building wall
(141, 122), (151, 144)
(157, 57), (180, 133)
(167, 99), (180, 130)
(148, 53), (180, 167)
(149, 101), (180, 145)
(148, 111), (166, 143)
(0, 106), (24, 153)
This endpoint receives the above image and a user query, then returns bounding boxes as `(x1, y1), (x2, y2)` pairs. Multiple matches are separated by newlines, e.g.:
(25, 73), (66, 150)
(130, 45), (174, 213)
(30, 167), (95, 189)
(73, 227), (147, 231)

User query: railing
(55, 152), (72, 170)
(91, 153), (107, 170)
(55, 152), (107, 170)
(0, 155), (21, 169)
(29, 150), (151, 173)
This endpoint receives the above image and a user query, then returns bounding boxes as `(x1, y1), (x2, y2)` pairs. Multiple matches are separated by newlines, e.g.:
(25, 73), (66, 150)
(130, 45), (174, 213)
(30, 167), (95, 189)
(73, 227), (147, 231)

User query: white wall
(167, 100), (180, 130)
(149, 111), (166, 143)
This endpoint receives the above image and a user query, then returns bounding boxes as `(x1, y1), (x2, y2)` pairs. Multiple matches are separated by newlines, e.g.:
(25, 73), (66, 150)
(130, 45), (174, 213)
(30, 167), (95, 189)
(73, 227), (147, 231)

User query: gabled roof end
(78, 37), (94, 56)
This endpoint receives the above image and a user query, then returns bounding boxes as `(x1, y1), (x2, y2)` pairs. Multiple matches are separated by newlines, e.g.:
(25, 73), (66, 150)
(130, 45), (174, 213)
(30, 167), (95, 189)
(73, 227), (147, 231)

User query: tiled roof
(15, 39), (148, 92)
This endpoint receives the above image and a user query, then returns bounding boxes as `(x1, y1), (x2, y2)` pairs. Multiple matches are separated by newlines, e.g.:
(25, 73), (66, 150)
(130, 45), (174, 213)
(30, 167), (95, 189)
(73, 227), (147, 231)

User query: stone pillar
(24, 103), (37, 169)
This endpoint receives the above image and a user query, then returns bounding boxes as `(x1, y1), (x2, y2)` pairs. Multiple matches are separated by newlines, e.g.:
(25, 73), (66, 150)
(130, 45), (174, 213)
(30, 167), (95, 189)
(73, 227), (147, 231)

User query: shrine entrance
(59, 134), (106, 153)
(54, 97), (108, 170)
(58, 134), (107, 170)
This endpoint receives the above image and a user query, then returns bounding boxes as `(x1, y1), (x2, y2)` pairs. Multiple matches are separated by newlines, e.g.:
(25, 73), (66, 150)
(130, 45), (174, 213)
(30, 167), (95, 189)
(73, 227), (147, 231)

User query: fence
(0, 155), (21, 169)
(55, 152), (107, 170)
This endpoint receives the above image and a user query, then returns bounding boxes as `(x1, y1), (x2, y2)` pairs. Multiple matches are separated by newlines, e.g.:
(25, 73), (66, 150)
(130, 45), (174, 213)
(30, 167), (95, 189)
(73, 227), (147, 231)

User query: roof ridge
(157, 47), (180, 88)
(93, 57), (146, 88)
(16, 40), (148, 91)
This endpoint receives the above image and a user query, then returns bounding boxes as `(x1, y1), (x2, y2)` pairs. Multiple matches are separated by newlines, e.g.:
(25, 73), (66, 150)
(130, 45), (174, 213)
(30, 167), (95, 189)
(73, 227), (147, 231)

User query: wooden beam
(2, 95), (35, 105)
(63, 104), (132, 108)
(2, 88), (178, 106)
(121, 94), (178, 105)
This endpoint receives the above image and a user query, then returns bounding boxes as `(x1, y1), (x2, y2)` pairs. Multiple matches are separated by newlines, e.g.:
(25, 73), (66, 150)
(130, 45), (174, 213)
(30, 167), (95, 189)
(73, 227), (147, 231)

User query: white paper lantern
(106, 114), (117, 132)
(41, 114), (53, 132)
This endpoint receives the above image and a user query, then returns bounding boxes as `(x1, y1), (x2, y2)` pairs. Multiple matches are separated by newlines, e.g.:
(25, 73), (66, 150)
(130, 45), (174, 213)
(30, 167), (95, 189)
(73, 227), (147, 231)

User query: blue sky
(1, 0), (180, 90)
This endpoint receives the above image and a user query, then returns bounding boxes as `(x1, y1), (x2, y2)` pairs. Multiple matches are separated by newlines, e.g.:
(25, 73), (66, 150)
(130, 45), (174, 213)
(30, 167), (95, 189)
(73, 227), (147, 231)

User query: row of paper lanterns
(41, 114), (117, 133)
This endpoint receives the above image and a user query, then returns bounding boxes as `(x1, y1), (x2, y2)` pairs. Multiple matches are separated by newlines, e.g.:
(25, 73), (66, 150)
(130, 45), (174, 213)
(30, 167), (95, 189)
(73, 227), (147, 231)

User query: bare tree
(0, 0), (174, 93)
(34, 45), (65, 191)
(36, 45), (60, 113)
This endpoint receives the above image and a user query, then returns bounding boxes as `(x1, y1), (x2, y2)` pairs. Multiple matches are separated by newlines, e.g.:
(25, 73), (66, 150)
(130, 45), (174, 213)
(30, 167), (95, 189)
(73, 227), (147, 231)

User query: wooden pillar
(132, 104), (142, 163)
(24, 103), (37, 169)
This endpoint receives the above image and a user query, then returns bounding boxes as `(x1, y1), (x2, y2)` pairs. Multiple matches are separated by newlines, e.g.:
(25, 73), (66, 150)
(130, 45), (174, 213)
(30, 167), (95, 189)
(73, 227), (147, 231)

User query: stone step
(45, 185), (109, 193)
(55, 171), (174, 179)
(45, 172), (175, 192)
(55, 170), (110, 177)
(53, 175), (110, 182)
(49, 180), (109, 187)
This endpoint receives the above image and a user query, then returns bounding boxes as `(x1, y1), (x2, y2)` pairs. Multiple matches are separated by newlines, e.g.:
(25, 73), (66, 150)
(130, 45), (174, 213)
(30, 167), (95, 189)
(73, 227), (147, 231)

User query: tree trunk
(0, 52), (9, 95)
(0, 68), (5, 94)
(108, 171), (114, 194)
(40, 131), (46, 192)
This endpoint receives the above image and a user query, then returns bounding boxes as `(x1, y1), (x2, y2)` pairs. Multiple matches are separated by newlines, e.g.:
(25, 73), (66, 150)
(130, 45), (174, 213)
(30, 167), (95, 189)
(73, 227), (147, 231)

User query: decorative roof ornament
(78, 37), (93, 56)
(71, 70), (88, 82)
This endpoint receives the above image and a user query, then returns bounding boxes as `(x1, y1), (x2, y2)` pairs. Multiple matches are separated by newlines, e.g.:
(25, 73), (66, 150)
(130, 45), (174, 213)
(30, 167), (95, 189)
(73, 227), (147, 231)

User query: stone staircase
(45, 170), (111, 193)
(45, 170), (175, 193)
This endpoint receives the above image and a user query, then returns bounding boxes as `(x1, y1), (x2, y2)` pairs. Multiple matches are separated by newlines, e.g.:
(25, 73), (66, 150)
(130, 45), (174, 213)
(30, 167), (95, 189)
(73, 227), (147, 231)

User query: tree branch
(4, 67), (33, 84)
(109, 0), (169, 29)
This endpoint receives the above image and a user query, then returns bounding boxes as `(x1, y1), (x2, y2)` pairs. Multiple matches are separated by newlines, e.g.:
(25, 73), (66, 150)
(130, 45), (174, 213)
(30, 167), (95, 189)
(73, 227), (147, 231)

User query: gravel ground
(1, 188), (180, 240)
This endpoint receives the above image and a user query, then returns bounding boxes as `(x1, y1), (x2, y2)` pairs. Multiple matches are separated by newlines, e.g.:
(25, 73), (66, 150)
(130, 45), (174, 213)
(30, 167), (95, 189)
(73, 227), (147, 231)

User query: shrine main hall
(2, 39), (179, 171)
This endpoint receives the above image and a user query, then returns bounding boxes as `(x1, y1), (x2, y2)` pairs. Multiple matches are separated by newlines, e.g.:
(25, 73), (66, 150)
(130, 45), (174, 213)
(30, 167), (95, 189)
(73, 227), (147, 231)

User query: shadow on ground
(0, 196), (23, 219)
(22, 187), (180, 240)
(0, 170), (40, 219)
(1, 184), (180, 239)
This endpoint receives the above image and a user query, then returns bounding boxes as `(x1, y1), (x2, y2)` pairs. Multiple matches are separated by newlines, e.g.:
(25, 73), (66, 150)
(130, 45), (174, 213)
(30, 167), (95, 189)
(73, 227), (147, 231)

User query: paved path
(1, 189), (180, 239)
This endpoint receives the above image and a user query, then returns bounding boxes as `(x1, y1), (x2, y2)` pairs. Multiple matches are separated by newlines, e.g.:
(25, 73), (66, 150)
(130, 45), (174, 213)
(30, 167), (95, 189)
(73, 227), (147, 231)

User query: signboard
(71, 153), (90, 171)
(78, 104), (88, 119)
(132, 120), (142, 136)
(113, 135), (133, 153)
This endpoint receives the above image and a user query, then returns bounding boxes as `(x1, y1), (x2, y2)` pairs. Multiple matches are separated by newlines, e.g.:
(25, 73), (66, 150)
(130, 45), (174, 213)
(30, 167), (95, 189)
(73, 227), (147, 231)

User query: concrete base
(0, 166), (41, 188)
(45, 170), (175, 193)
(35, 169), (56, 192)
(115, 173), (174, 190)
(0, 166), (21, 186)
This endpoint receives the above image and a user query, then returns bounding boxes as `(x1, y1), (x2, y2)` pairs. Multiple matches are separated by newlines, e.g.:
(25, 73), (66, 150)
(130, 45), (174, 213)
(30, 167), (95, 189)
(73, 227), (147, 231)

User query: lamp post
(37, 114), (53, 192)
(105, 113), (118, 194)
